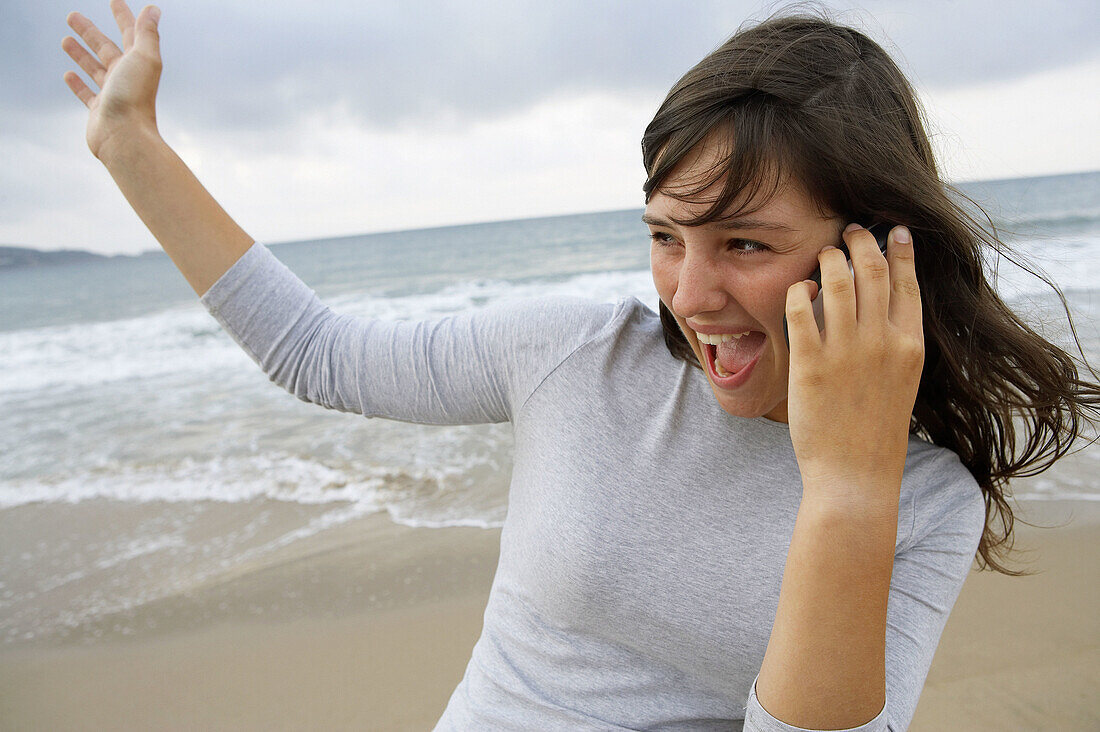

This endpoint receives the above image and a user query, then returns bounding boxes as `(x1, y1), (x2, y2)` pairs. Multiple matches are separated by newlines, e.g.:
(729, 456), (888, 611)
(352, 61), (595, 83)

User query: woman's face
(646, 144), (843, 423)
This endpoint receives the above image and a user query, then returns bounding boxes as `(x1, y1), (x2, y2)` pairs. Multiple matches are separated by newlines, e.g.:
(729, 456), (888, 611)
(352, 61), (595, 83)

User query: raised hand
(62, 1), (162, 160)
(783, 224), (925, 509)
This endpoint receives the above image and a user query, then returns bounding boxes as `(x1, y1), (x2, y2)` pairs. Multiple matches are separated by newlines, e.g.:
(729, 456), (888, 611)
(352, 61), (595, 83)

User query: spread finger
(63, 71), (95, 107)
(110, 0), (137, 51)
(66, 12), (122, 67)
(62, 36), (107, 88)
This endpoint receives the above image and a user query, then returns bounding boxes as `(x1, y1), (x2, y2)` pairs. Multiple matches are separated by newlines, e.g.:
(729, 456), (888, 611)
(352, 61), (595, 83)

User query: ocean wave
(0, 304), (249, 396)
(984, 233), (1100, 301)
(1015, 492), (1100, 501)
(0, 450), (506, 525)
(1005, 211), (1100, 233)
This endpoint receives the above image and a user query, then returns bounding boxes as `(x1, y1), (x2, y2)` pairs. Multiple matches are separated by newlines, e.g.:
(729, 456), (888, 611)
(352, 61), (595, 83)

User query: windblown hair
(642, 11), (1100, 574)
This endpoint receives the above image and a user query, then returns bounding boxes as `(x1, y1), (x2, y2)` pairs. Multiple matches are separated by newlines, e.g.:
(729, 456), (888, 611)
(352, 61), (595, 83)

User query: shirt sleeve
(743, 450), (985, 732)
(199, 241), (619, 425)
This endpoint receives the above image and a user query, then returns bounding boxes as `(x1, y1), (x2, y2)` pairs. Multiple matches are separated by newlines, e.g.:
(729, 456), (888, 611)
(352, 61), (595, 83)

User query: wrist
(96, 120), (164, 169)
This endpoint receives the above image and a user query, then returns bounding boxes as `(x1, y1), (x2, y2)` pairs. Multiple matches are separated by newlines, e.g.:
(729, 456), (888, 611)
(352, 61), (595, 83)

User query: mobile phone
(782, 223), (892, 348)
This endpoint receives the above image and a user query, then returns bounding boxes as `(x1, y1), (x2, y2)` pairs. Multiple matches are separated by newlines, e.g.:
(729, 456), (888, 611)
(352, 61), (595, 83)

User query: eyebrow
(641, 213), (795, 232)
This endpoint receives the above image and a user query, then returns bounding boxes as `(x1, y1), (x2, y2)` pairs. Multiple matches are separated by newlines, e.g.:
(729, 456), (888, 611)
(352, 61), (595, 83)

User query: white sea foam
(4, 452), (423, 507)
(0, 304), (247, 396)
(0, 447), (509, 529)
(387, 512), (504, 529)
(31, 534), (188, 596)
(0, 454), (368, 507)
(327, 268), (659, 319)
(1015, 492), (1100, 501)
(990, 232), (1100, 300)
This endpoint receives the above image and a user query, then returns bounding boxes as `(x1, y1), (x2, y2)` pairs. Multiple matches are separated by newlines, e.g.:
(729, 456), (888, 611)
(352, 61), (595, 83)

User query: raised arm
(63, 1), (252, 296)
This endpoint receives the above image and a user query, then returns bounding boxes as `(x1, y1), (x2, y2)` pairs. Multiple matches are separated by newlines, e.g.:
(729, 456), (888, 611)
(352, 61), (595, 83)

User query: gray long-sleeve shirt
(200, 242), (985, 731)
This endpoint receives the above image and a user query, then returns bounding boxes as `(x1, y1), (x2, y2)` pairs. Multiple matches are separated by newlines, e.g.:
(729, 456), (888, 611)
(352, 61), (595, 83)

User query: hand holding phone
(783, 220), (923, 496)
(783, 223), (892, 348)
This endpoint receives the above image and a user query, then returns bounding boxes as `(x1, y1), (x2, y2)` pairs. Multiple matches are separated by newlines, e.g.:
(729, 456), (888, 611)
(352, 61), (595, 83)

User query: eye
(649, 231), (680, 247)
(729, 238), (770, 255)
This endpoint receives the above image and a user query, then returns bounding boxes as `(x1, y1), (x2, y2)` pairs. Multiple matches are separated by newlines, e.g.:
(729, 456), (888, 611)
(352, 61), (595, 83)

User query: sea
(2, 171), (1099, 646)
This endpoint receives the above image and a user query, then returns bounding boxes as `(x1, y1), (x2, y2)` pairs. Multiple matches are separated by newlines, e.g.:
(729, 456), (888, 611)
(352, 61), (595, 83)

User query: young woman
(63, 3), (1098, 730)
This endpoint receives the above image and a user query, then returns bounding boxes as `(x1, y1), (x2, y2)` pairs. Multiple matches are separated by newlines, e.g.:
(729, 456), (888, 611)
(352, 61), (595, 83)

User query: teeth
(715, 361), (731, 377)
(694, 331), (752, 345)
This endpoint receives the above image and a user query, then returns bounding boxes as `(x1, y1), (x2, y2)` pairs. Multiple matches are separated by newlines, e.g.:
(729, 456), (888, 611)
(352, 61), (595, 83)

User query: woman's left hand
(783, 223), (924, 510)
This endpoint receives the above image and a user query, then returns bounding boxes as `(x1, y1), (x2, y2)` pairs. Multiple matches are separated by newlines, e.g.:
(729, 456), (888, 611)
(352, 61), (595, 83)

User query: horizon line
(10, 168), (1098, 257)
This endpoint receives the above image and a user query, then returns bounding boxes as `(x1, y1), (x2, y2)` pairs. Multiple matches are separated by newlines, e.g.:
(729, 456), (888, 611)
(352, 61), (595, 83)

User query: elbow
(263, 309), (342, 407)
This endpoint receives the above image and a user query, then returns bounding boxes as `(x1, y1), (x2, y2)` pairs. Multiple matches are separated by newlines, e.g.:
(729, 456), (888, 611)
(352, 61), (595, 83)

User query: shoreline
(1, 499), (1097, 730)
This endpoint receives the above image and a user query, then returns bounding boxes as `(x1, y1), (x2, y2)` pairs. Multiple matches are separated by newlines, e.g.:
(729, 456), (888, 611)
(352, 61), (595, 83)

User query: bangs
(642, 96), (819, 226)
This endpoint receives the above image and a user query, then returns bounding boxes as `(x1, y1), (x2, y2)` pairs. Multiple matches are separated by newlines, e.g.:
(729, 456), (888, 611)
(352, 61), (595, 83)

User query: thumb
(134, 5), (161, 57)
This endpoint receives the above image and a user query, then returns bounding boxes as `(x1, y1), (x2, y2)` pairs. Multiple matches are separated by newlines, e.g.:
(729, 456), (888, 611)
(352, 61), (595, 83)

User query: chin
(707, 385), (780, 420)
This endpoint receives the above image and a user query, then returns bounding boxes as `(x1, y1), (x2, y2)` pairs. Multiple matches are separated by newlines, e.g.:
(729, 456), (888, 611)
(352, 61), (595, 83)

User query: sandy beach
(909, 498), (1100, 731)
(1, 499), (1097, 731)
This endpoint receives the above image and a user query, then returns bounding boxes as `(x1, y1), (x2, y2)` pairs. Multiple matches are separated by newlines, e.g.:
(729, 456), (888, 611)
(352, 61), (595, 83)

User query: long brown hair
(642, 12), (1100, 575)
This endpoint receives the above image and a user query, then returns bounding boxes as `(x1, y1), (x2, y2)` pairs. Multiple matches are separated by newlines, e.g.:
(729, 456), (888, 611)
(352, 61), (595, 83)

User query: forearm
(754, 490), (899, 729)
(99, 125), (253, 296)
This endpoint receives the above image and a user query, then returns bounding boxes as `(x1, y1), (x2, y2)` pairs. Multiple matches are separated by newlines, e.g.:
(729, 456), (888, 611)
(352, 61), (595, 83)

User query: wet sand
(1, 501), (1097, 730)
(0, 513), (501, 731)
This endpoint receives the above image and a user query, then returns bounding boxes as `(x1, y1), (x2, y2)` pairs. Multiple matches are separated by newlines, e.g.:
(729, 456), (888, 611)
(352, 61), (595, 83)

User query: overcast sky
(5, 0), (1099, 255)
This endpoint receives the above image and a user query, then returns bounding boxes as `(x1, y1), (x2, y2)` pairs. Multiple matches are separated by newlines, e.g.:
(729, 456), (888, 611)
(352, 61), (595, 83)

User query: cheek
(649, 255), (678, 303)
(745, 275), (794, 329)
(767, 285), (792, 326)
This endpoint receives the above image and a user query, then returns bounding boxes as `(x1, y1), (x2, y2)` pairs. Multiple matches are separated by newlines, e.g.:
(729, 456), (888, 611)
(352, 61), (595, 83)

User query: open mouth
(694, 330), (767, 386)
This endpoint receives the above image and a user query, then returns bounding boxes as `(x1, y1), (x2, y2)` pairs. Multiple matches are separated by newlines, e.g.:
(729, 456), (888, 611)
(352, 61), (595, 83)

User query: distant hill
(0, 246), (165, 269)
(0, 246), (110, 269)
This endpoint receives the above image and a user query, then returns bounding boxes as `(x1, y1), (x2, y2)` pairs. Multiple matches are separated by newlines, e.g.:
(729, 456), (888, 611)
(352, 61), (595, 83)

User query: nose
(671, 247), (728, 318)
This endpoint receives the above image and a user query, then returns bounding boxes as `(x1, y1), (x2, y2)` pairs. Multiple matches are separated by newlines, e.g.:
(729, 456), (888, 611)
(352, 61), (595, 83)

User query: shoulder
(543, 295), (669, 367)
(481, 295), (659, 349)
(475, 296), (665, 408)
(512, 295), (656, 325)
(490, 294), (630, 329)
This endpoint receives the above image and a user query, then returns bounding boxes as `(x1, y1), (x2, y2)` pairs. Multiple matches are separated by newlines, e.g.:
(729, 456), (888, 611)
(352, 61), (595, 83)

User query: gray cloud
(11, 0), (1098, 137)
(870, 0), (1100, 86)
